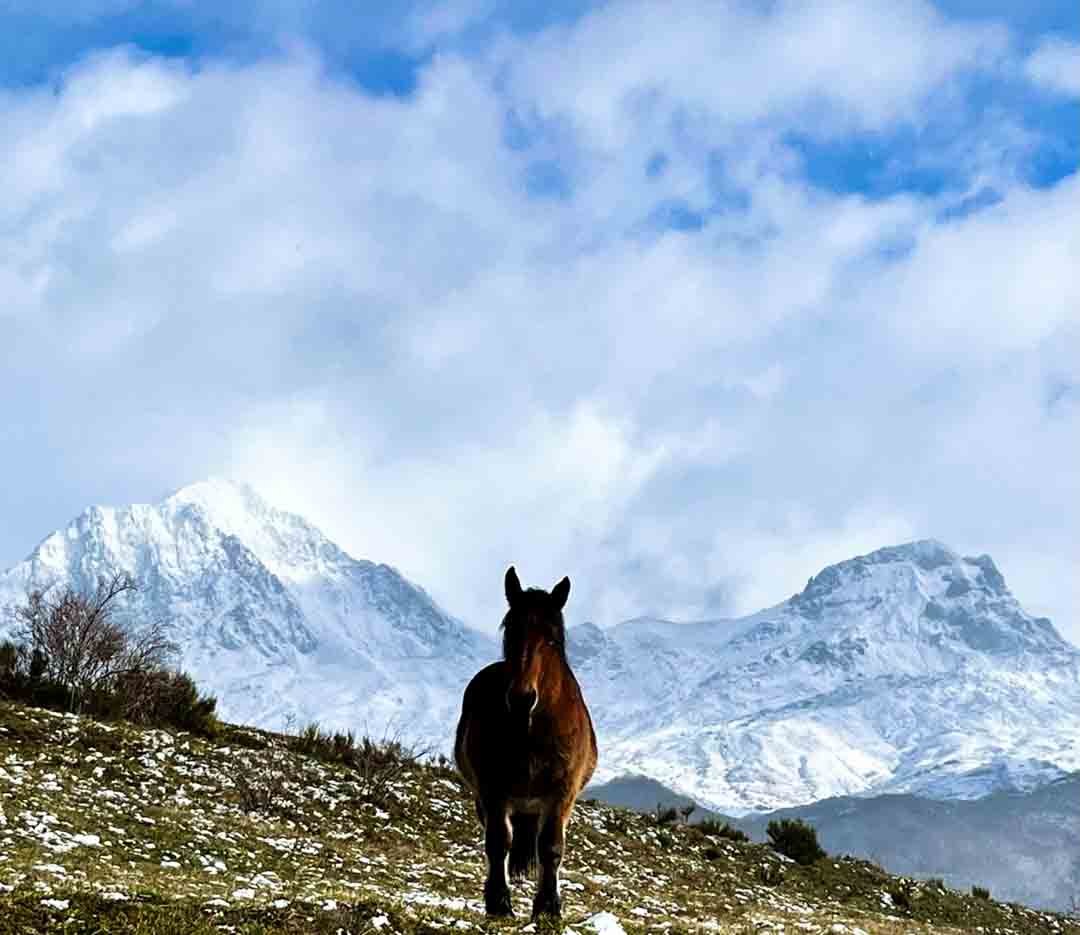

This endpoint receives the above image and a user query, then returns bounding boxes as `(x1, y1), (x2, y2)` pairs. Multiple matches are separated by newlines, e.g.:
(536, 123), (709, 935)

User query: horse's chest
(508, 795), (548, 815)
(506, 741), (567, 797)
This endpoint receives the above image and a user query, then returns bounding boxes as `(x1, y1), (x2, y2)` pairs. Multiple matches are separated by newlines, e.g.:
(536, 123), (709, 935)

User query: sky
(1, 1), (1077, 641)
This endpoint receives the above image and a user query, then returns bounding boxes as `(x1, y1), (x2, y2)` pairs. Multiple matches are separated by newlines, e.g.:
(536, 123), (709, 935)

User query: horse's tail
(508, 814), (539, 880)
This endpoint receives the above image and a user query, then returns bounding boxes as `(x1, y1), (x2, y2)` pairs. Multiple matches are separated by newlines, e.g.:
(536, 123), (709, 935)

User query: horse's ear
(551, 576), (570, 610)
(505, 566), (523, 606)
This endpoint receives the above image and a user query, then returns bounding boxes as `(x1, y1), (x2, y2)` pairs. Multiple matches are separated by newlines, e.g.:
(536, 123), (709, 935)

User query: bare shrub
(352, 732), (425, 806)
(285, 721), (425, 807)
(4, 576), (216, 735)
(233, 741), (293, 813)
(11, 573), (176, 713)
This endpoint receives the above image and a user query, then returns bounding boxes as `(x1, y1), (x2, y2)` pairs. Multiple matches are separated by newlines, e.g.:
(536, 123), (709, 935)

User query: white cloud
(497, 0), (1008, 149)
(1025, 36), (1080, 96)
(869, 175), (1080, 357)
(0, 3), (1077, 648)
(225, 398), (669, 628)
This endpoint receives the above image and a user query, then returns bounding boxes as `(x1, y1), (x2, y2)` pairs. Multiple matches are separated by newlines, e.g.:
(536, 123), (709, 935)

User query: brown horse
(454, 567), (598, 919)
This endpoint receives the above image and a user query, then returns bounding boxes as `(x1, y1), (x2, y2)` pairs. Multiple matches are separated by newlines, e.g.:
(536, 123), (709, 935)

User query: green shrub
(766, 818), (826, 865)
(289, 722), (359, 765)
(292, 721), (326, 757)
(654, 804), (679, 826)
(972, 885), (991, 901)
(758, 862), (784, 886)
(0, 640), (18, 679)
(98, 668), (219, 736)
(888, 881), (914, 911)
(146, 671), (219, 735)
(698, 819), (748, 843)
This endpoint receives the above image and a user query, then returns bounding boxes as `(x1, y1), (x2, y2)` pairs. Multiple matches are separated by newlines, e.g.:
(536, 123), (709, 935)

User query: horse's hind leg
(483, 804), (513, 917)
(532, 808), (567, 919)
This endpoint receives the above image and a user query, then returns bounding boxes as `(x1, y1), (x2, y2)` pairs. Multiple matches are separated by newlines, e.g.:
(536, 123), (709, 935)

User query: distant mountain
(570, 539), (1080, 812)
(738, 772), (1080, 913)
(2, 483), (1078, 816)
(585, 773), (710, 815)
(0, 479), (494, 744)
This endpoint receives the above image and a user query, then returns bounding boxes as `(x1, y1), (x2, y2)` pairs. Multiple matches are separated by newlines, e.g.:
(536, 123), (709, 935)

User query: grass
(0, 699), (1077, 935)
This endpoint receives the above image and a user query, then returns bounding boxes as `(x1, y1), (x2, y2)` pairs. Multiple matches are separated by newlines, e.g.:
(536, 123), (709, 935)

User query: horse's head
(500, 566), (570, 724)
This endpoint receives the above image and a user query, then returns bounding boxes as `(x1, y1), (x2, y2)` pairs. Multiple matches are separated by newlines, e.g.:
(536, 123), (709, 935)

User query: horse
(454, 567), (598, 919)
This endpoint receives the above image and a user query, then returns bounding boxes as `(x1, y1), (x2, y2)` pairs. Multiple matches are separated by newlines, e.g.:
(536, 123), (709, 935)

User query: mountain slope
(571, 540), (1080, 813)
(1, 699), (1076, 935)
(0, 479), (494, 743)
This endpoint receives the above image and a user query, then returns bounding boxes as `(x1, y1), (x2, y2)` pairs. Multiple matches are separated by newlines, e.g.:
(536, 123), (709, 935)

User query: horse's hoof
(484, 887), (514, 917)
(531, 892), (561, 920)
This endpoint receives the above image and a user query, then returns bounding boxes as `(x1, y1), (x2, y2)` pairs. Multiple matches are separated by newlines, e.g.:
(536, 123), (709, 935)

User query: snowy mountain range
(1, 479), (1078, 814)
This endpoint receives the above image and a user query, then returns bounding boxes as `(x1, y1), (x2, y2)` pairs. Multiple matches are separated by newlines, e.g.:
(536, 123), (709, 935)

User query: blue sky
(1, 0), (1077, 638)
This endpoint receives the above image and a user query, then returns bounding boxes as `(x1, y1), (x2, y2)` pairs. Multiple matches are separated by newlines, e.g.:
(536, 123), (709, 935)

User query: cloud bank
(1, 1), (1077, 639)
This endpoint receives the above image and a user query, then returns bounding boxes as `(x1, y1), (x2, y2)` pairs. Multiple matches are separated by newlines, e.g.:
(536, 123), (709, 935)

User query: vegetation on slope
(0, 700), (1076, 935)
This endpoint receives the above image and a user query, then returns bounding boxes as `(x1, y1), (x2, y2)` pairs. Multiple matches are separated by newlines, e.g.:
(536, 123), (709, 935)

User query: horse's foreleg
(532, 808), (567, 919)
(483, 805), (513, 917)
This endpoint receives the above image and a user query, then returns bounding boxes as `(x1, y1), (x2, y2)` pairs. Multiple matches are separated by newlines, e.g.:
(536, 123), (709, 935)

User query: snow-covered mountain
(570, 539), (1080, 812)
(1, 482), (1078, 815)
(0, 479), (494, 743)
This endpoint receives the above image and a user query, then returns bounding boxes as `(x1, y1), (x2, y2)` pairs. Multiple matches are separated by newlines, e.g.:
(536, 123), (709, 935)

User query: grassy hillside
(0, 701), (1076, 935)
(589, 772), (1080, 912)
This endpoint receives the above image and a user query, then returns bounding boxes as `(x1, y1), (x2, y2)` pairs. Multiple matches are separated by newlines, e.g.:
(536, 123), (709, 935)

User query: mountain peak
(866, 538), (958, 567)
(787, 538), (1072, 665)
(165, 477), (275, 520)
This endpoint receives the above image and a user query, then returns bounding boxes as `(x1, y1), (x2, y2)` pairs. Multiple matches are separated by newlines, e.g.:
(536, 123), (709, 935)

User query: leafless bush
(11, 573), (176, 713)
(232, 741), (293, 813)
(352, 731), (428, 806)
(284, 719), (427, 807)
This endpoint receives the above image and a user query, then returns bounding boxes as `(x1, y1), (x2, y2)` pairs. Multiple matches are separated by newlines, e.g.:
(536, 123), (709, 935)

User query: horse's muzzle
(506, 687), (538, 720)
